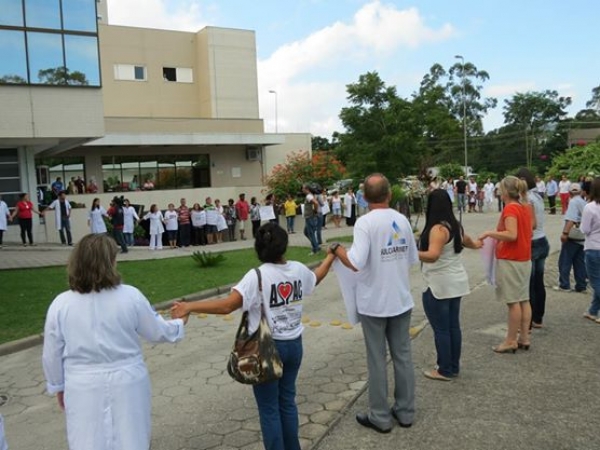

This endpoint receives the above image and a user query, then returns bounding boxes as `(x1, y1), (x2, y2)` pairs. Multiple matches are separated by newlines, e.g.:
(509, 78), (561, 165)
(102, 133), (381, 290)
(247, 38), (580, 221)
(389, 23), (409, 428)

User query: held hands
(171, 301), (190, 323)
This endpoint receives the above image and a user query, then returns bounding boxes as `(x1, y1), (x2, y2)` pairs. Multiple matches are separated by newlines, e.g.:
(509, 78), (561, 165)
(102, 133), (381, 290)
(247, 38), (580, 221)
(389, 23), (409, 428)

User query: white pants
(149, 234), (162, 249)
(0, 414), (8, 450)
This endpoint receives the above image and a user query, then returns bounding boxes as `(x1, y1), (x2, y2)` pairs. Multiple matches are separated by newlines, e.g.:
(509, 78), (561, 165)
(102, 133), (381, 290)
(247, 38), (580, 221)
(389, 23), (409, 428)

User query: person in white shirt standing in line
(483, 178), (495, 211)
(334, 173), (418, 433)
(164, 203), (179, 249)
(0, 194), (11, 249)
(558, 174), (571, 215)
(535, 176), (546, 199)
(123, 199), (139, 247)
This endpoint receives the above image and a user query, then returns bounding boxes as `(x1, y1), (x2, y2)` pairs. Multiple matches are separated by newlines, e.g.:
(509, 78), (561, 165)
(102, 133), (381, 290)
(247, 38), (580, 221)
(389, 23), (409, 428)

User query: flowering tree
(264, 150), (347, 198)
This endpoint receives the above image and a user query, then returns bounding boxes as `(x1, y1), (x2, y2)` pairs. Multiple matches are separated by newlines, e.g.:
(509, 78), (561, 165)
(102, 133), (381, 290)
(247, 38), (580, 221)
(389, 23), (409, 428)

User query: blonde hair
(499, 175), (528, 204)
(68, 234), (121, 293)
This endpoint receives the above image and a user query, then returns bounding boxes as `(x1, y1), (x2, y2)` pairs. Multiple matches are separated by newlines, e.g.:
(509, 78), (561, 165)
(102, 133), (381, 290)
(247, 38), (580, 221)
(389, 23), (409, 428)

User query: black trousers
(19, 218), (33, 244)
(548, 195), (556, 214)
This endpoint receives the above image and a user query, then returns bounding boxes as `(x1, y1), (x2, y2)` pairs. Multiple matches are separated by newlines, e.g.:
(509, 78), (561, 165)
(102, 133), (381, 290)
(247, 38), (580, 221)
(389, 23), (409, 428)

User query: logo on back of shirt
(381, 220), (409, 261)
(269, 280), (303, 307)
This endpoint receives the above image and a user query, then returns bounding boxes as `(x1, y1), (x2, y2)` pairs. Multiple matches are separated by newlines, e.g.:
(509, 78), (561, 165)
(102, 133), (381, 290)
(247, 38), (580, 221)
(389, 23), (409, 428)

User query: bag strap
(254, 268), (262, 292)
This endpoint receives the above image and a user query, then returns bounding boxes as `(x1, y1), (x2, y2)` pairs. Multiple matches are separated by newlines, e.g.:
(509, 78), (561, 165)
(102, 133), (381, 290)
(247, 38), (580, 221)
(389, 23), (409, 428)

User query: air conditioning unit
(246, 146), (262, 161)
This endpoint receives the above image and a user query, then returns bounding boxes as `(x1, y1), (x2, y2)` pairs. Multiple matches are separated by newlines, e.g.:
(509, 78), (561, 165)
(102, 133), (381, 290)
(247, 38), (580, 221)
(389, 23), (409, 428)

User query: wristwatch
(329, 242), (341, 254)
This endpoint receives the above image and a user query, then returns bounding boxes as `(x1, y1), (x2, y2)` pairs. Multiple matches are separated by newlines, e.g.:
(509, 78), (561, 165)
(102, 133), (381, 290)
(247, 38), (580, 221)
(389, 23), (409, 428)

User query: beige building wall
(263, 134), (312, 174)
(99, 25), (259, 121)
(0, 86), (104, 141)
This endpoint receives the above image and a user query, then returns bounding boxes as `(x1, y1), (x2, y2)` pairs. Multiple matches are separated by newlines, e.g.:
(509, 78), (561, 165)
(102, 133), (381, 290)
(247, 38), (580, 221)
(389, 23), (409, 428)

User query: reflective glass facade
(0, 0), (100, 86)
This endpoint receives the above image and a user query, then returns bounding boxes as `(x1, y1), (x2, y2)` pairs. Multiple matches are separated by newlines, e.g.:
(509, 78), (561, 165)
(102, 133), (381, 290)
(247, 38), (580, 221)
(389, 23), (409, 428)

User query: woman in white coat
(88, 198), (108, 234)
(123, 199), (139, 247)
(42, 234), (187, 450)
(143, 204), (165, 250)
(0, 194), (10, 248)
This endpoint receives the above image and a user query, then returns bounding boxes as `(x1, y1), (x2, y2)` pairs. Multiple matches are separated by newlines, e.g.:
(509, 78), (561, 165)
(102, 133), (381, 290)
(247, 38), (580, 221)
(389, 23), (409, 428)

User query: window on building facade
(162, 67), (193, 83)
(101, 155), (210, 192)
(0, 149), (22, 208)
(36, 156), (86, 201)
(114, 64), (146, 81)
(0, 0), (101, 86)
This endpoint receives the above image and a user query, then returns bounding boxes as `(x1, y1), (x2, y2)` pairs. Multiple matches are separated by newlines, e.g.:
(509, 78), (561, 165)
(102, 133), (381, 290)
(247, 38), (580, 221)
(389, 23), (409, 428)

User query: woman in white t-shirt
(171, 223), (336, 450)
(164, 203), (179, 249)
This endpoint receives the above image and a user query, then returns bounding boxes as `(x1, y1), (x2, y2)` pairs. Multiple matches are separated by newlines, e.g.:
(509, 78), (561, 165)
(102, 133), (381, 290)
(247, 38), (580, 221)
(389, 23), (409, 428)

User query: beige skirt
(495, 259), (532, 303)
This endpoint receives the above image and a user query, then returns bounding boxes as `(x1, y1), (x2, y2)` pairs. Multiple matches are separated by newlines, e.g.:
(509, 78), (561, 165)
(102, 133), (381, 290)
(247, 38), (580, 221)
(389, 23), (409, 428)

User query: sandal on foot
(423, 369), (452, 381)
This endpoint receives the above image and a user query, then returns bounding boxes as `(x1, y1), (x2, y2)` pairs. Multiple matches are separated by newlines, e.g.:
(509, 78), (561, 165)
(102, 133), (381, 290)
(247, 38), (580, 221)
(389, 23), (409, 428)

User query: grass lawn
(0, 247), (326, 345)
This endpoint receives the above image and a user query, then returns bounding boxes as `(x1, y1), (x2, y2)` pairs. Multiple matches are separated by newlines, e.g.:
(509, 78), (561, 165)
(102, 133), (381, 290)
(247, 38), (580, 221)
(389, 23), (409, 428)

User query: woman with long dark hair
(418, 189), (481, 380)
(171, 223), (336, 450)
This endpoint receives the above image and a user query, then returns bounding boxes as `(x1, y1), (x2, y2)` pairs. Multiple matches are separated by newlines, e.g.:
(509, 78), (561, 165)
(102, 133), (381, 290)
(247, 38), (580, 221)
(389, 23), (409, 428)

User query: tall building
(1, 0), (310, 243)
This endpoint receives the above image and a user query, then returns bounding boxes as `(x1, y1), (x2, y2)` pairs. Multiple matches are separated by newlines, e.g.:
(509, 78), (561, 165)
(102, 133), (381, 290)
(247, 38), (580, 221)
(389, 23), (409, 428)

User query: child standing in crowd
(144, 204), (164, 250)
(468, 190), (477, 213)
(123, 199), (139, 246)
(88, 198), (108, 234)
(284, 194), (297, 233)
(477, 189), (485, 213)
(164, 203), (179, 249)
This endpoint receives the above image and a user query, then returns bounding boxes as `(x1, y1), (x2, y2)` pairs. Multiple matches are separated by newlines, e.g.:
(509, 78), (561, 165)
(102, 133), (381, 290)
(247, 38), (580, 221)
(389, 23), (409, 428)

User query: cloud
(258, 1), (456, 135)
(106, 0), (209, 31)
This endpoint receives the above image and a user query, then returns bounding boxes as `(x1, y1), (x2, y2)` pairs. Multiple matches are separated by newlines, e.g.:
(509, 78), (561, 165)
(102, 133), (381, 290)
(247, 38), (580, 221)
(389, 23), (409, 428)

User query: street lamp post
(268, 90), (278, 133)
(455, 55), (468, 176)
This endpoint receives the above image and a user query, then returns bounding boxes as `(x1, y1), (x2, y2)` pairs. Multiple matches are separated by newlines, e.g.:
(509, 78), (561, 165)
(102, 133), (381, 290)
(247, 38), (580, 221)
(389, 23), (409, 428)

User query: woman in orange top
(479, 176), (535, 353)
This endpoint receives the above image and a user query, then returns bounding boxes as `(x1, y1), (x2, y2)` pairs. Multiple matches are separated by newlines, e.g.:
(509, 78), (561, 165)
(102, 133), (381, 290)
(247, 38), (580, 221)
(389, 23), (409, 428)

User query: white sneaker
(552, 286), (572, 292)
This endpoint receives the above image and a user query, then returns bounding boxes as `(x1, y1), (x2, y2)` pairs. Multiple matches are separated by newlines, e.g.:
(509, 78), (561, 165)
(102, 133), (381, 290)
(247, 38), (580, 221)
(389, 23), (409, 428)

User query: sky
(105, 0), (600, 138)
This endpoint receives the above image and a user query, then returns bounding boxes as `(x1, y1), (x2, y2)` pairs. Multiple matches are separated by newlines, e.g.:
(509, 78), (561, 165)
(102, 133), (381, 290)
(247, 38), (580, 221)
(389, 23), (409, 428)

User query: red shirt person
(234, 193), (250, 240)
(10, 193), (42, 246)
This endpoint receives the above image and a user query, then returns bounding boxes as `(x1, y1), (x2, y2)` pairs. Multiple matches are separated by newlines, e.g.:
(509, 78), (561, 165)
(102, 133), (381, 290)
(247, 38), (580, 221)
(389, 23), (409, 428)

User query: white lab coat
(123, 206), (139, 234)
(88, 207), (108, 234)
(48, 199), (72, 230)
(42, 285), (184, 450)
(0, 201), (9, 231)
(143, 211), (165, 235)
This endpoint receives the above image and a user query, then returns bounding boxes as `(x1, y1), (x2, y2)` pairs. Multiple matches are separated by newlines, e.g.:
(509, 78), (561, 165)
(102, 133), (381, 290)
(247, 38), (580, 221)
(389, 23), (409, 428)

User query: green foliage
(474, 170), (498, 185)
(437, 163), (465, 179)
(38, 66), (89, 85)
(191, 251), (226, 268)
(0, 74), (27, 84)
(390, 184), (408, 210)
(546, 142), (600, 179)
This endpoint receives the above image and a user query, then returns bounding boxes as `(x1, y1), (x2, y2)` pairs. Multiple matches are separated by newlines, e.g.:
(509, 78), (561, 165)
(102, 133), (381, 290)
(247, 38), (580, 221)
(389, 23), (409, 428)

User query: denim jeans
(286, 216), (295, 233)
(112, 229), (128, 253)
(558, 240), (587, 291)
(59, 217), (72, 245)
(457, 193), (466, 212)
(422, 288), (461, 377)
(585, 250), (600, 316)
(303, 216), (319, 253)
(315, 213), (323, 245)
(124, 232), (134, 246)
(530, 237), (550, 324)
(253, 337), (303, 450)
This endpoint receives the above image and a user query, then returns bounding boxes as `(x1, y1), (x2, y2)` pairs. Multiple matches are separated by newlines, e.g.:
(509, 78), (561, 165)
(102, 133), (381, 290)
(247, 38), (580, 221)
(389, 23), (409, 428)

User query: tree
(312, 136), (337, 152)
(503, 90), (572, 168)
(546, 142), (600, 180)
(336, 72), (421, 179)
(38, 66), (89, 85)
(586, 84), (600, 112)
(437, 163), (465, 179)
(264, 150), (346, 198)
(0, 74), (27, 84)
(447, 61), (498, 135)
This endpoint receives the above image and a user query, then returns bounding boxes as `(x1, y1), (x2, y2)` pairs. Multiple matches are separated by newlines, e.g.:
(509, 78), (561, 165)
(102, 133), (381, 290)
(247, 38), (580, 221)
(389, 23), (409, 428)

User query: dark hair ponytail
(255, 223), (288, 263)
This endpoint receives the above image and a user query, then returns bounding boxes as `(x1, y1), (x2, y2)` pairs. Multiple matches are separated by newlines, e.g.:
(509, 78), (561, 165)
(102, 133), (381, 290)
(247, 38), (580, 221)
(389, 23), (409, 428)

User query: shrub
(191, 251), (226, 268)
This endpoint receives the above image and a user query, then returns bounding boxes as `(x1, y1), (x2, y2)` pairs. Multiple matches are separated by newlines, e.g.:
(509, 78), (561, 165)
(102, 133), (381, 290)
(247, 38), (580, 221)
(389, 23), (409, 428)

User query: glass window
(64, 34), (99, 85)
(134, 66), (145, 80)
(0, 0), (24, 26)
(62, 0), (97, 32)
(0, 149), (19, 163)
(0, 178), (20, 193)
(176, 160), (193, 189)
(27, 32), (65, 84)
(163, 67), (176, 81)
(0, 164), (20, 178)
(25, 0), (61, 29)
(0, 30), (27, 84)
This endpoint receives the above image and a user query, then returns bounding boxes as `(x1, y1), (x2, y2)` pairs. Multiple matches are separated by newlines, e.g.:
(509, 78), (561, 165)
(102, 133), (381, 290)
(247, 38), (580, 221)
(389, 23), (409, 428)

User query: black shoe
(391, 409), (412, 428)
(355, 413), (391, 434)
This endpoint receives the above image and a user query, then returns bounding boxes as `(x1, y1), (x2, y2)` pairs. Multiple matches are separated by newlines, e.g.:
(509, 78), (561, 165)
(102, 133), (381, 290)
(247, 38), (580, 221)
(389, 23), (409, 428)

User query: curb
(0, 262), (324, 357)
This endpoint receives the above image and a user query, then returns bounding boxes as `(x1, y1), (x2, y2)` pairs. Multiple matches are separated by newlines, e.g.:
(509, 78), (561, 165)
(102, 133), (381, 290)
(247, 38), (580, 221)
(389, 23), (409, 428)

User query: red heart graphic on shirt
(277, 282), (293, 302)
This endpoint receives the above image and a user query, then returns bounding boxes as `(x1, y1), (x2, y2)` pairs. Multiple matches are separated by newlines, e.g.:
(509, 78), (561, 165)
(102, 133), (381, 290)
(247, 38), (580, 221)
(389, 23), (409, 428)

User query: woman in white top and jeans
(418, 189), (482, 381)
(581, 177), (600, 323)
(171, 223), (336, 450)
